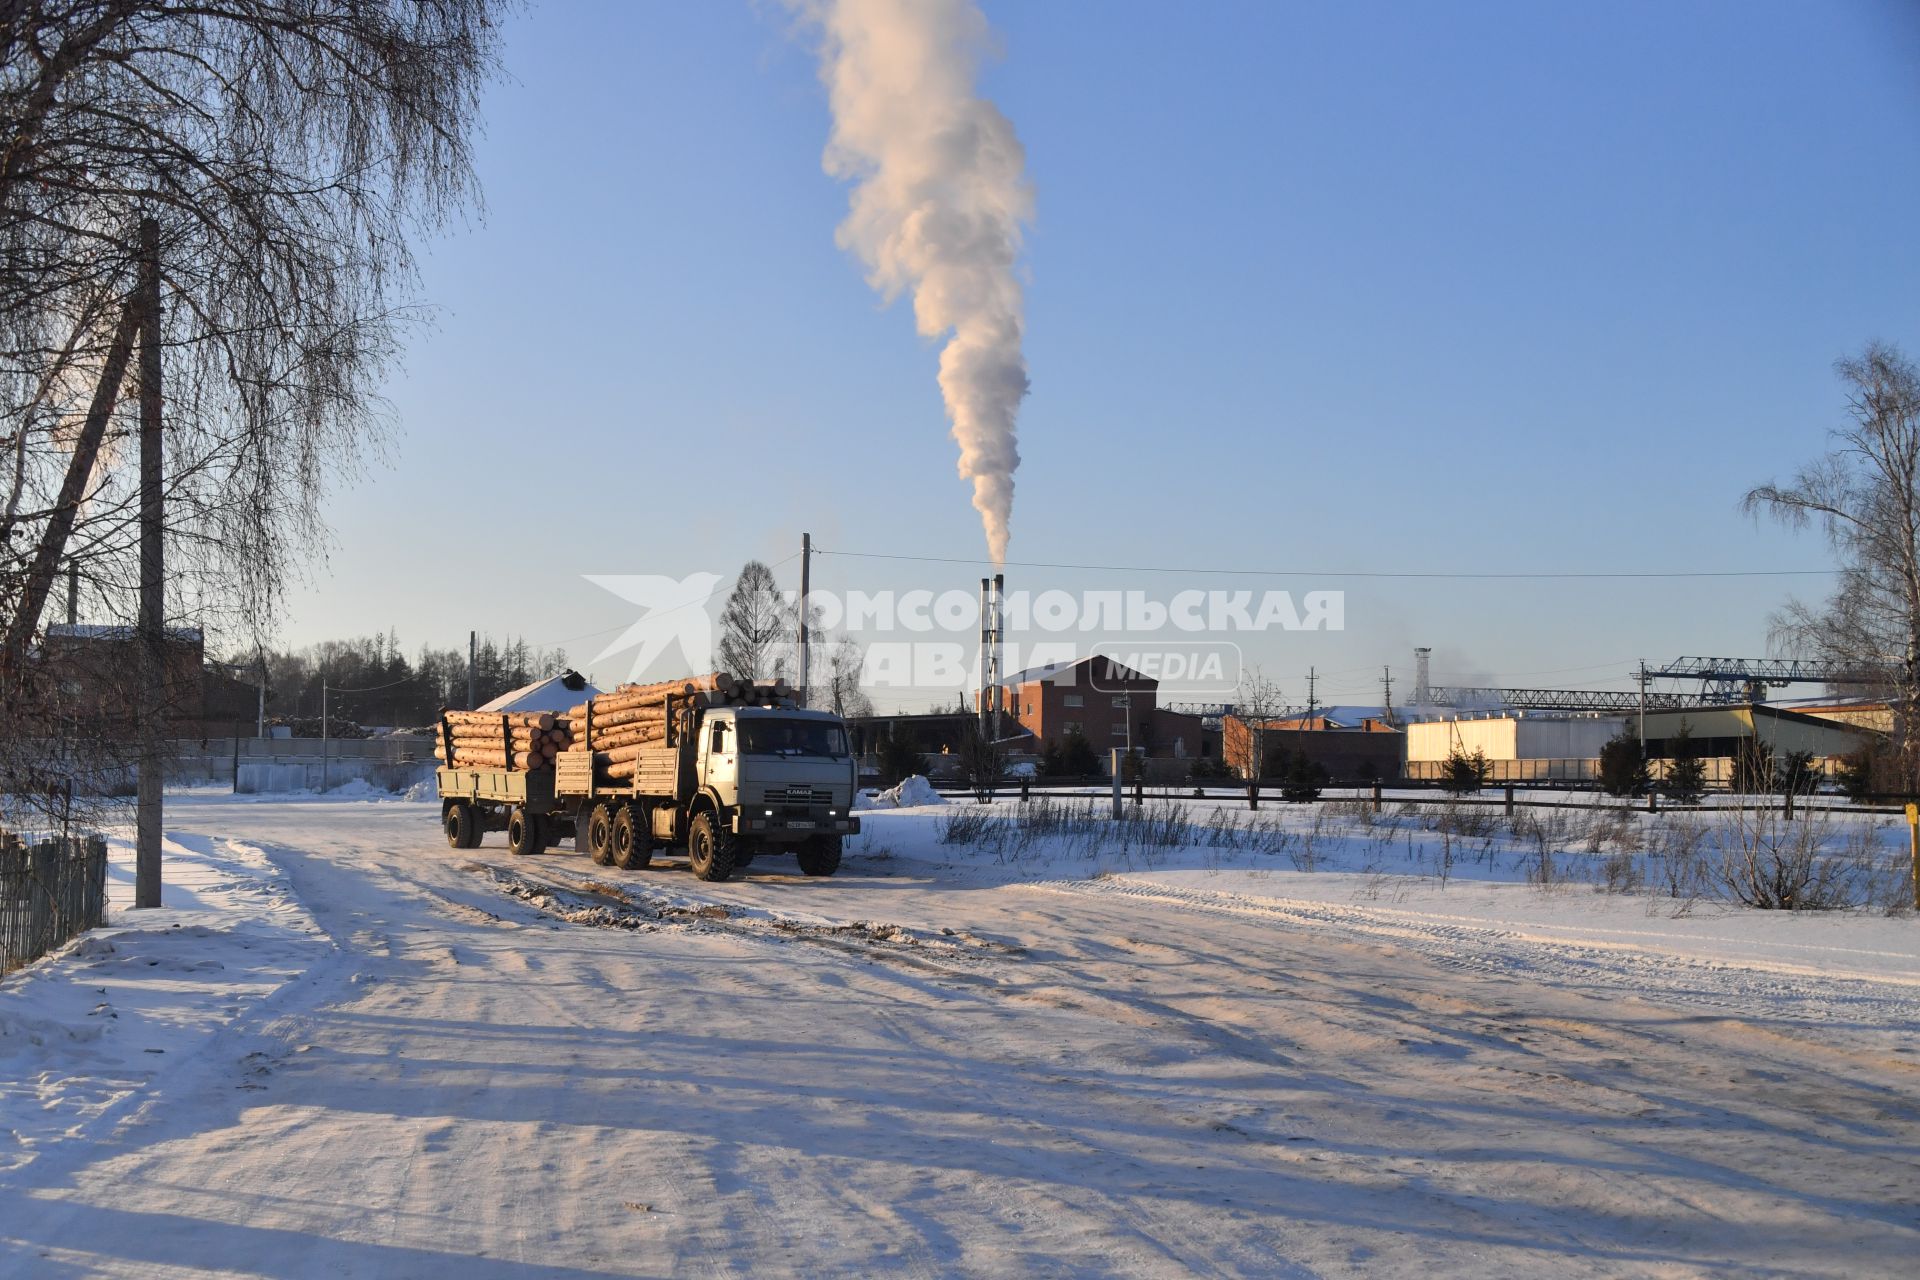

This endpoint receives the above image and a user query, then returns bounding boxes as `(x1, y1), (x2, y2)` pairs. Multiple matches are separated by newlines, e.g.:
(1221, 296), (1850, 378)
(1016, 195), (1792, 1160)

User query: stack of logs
(434, 710), (574, 771)
(567, 671), (796, 780)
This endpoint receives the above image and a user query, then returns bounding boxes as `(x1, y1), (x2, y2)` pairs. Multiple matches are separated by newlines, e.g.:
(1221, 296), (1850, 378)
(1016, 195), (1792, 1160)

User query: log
(585, 716), (667, 739)
(599, 741), (662, 764)
(448, 726), (544, 745)
(568, 672), (721, 717)
(444, 709), (554, 731)
(434, 747), (540, 770)
(583, 729), (668, 752)
(578, 702), (676, 732)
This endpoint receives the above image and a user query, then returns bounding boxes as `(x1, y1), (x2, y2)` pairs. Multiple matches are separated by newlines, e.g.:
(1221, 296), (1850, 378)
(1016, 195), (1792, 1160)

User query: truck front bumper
(733, 813), (861, 837)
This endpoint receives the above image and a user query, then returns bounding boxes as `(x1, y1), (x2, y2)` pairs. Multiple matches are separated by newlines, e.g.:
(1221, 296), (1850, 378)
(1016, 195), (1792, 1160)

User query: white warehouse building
(1406, 713), (1625, 767)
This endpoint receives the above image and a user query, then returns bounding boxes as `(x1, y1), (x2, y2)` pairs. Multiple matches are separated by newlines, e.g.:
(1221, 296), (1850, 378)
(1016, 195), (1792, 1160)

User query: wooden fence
(1, 829), (109, 975)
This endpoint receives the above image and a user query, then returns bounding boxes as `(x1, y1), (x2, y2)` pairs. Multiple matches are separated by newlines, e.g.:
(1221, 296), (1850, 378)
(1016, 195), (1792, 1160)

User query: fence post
(1371, 782), (1382, 814)
(1907, 803), (1919, 914)
(1647, 787), (1658, 814)
(1503, 784), (1514, 816)
(1784, 788), (1795, 822)
(1111, 750), (1123, 820)
(1020, 776), (1030, 803)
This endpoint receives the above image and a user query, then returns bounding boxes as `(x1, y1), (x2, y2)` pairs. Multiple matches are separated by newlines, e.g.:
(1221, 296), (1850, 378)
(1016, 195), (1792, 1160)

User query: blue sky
(276, 0), (1920, 710)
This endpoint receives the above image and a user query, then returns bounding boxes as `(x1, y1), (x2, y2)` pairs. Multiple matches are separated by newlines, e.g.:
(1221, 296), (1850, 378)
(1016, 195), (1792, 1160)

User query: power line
(525, 551), (803, 650)
(322, 672), (423, 695)
(816, 548), (1835, 581)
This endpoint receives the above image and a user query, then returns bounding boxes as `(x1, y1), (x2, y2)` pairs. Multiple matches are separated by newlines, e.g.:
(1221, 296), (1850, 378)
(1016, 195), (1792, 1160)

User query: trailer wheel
(612, 804), (653, 871)
(687, 811), (737, 883)
(588, 803), (616, 866)
(443, 802), (480, 850)
(796, 835), (842, 877)
(507, 806), (545, 857)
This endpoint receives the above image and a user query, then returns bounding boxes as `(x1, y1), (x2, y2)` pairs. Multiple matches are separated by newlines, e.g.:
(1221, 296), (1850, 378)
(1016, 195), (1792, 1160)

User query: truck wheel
(588, 803), (616, 866)
(507, 806), (545, 857)
(796, 835), (842, 877)
(612, 804), (654, 871)
(443, 802), (480, 850)
(687, 811), (737, 883)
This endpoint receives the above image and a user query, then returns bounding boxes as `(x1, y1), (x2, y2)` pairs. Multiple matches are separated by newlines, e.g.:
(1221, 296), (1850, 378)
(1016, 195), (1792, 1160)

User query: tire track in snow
(1021, 877), (1920, 1036)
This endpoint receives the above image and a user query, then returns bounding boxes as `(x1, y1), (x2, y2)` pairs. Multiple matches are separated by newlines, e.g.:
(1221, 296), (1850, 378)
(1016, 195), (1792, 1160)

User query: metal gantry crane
(1646, 656), (1893, 704)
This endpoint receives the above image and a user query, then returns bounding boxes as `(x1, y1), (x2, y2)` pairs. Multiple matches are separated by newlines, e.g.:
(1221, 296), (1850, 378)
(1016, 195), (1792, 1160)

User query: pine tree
(1440, 747), (1489, 795)
(875, 734), (923, 787)
(1663, 720), (1707, 801)
(1280, 752), (1328, 802)
(1598, 730), (1650, 797)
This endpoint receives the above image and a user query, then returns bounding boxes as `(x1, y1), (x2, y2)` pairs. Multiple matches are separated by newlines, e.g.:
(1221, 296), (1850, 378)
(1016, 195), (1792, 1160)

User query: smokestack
(795, 0), (1033, 564)
(988, 573), (1005, 738)
(979, 576), (992, 734)
(1414, 647), (1432, 705)
(993, 573), (1005, 733)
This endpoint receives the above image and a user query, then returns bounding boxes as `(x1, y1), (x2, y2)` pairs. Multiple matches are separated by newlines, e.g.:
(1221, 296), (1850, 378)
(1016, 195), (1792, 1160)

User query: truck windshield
(737, 718), (848, 758)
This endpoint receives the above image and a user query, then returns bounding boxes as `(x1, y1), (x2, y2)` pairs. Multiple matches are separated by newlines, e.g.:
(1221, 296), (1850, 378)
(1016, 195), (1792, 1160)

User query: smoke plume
(797, 0), (1032, 563)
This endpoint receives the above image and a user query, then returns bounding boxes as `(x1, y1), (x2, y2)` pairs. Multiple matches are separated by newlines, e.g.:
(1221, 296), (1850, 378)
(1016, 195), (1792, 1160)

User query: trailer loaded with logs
(435, 672), (859, 882)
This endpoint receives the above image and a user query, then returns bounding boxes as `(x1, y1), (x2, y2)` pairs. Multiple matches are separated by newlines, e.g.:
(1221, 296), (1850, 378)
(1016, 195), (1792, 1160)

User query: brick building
(37, 623), (256, 737)
(1223, 708), (1404, 782)
(1001, 656), (1209, 759)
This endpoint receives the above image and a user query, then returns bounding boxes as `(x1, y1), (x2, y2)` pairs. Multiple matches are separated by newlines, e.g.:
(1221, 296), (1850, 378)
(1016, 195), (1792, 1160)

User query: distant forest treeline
(223, 633), (574, 730)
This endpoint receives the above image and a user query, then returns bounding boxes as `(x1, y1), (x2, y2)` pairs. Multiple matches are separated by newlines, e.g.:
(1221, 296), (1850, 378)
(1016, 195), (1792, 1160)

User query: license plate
(787, 820), (816, 830)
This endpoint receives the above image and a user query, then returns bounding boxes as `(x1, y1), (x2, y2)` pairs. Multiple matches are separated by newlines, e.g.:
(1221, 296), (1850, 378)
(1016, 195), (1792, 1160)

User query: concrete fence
(166, 737), (437, 794)
(1, 829), (109, 974)
(1401, 757), (1841, 786)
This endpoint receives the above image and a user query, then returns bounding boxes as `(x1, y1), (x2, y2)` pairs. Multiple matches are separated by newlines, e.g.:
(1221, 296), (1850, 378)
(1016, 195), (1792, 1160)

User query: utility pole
(255, 646), (267, 738)
(321, 675), (329, 791)
(1306, 667), (1318, 719)
(1637, 660), (1648, 754)
(1381, 665), (1395, 727)
(134, 214), (164, 910)
(467, 630), (477, 711)
(797, 531), (811, 708)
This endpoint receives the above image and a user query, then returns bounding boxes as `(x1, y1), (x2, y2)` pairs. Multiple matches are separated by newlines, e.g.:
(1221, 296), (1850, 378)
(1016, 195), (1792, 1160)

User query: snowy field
(1, 791), (1917, 1277)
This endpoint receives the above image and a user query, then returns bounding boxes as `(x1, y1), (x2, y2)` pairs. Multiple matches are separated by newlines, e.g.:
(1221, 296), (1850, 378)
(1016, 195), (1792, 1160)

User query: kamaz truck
(437, 692), (859, 883)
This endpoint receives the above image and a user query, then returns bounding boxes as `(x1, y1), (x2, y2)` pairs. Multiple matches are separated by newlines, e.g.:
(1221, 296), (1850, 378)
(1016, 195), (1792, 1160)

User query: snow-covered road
(3, 796), (1917, 1276)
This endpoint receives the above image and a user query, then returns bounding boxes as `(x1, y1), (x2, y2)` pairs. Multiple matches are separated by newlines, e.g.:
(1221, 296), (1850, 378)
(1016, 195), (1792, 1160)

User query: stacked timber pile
(564, 672), (796, 780)
(433, 710), (574, 772)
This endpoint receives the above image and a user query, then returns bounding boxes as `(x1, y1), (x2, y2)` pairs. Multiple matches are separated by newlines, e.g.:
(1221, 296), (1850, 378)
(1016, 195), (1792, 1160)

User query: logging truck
(435, 678), (860, 882)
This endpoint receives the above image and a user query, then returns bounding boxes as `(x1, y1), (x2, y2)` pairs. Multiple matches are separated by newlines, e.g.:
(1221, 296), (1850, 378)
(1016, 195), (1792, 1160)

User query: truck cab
(697, 705), (860, 847)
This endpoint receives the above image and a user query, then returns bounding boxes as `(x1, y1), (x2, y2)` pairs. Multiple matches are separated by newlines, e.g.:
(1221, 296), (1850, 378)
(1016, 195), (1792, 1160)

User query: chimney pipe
(979, 577), (991, 733)
(991, 573), (1005, 738)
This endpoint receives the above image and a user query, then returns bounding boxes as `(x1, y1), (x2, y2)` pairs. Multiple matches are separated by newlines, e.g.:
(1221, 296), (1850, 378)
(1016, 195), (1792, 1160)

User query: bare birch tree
(1745, 341), (1920, 787)
(717, 561), (792, 682)
(0, 0), (509, 812)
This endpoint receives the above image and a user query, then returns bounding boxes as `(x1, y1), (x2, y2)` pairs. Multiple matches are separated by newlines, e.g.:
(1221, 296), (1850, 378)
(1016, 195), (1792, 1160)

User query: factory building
(1222, 707), (1404, 782)
(1001, 655), (1209, 759)
(1406, 712), (1624, 771)
(1405, 705), (1873, 784)
(1636, 705), (1871, 761)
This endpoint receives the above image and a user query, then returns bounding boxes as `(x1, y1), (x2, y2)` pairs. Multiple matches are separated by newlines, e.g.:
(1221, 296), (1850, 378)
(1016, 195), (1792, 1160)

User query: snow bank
(0, 826), (327, 1177)
(857, 775), (946, 810)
